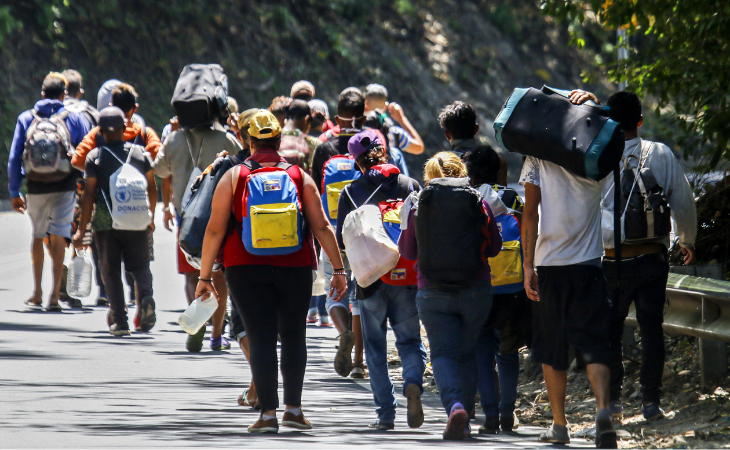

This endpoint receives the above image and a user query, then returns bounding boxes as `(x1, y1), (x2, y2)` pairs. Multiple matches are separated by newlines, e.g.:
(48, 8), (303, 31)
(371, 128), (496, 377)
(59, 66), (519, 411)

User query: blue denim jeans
(476, 327), (520, 418)
(416, 281), (493, 416)
(359, 284), (427, 423)
(321, 250), (359, 315)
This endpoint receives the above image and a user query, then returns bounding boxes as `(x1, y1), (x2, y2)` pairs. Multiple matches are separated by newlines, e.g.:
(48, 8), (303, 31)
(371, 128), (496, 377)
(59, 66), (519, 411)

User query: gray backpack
(22, 109), (73, 182)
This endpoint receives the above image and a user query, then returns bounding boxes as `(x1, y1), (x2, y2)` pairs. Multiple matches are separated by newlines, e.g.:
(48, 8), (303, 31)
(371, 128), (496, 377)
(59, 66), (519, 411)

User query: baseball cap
(248, 110), (282, 139)
(290, 80), (315, 100)
(98, 106), (126, 132)
(308, 99), (329, 119)
(348, 129), (382, 160)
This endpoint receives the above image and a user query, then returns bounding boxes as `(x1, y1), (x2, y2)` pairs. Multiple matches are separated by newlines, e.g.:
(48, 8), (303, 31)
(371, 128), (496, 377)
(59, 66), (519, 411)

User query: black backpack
(621, 141), (671, 243)
(171, 64), (228, 129)
(414, 177), (487, 289)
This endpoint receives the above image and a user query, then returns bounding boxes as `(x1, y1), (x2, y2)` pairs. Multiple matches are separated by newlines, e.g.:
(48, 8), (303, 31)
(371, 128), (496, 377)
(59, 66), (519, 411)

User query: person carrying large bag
(398, 151), (502, 441)
(334, 130), (427, 430)
(194, 110), (348, 434)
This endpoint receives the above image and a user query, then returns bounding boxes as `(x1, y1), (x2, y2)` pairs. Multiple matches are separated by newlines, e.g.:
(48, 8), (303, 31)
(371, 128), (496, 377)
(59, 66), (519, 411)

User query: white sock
(285, 407), (302, 416)
(262, 414), (276, 421)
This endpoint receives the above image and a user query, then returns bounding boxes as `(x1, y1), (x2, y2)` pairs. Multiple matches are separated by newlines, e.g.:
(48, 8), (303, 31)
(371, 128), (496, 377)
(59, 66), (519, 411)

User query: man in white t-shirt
(520, 102), (616, 447)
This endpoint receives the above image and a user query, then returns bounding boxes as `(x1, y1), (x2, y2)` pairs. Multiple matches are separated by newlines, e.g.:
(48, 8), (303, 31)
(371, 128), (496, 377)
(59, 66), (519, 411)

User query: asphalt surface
(0, 207), (592, 448)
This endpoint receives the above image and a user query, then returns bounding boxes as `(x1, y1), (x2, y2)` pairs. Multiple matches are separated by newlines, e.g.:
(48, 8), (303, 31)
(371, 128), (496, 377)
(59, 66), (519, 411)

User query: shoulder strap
(184, 130), (205, 168)
(102, 146), (125, 165)
(53, 109), (71, 121)
(29, 109), (40, 120)
(344, 182), (383, 209)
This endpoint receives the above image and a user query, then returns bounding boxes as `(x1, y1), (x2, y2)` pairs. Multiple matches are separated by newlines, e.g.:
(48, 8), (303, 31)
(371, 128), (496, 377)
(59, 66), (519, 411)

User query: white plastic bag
(178, 295), (218, 335)
(342, 201), (400, 288)
(67, 249), (92, 299)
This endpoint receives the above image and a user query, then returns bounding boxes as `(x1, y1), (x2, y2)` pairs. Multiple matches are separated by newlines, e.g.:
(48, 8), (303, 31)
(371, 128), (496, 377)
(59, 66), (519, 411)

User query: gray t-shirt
(153, 127), (242, 212)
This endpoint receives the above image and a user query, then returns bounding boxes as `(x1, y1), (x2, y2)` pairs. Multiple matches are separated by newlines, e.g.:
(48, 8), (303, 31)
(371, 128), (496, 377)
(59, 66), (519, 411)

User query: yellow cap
(248, 110), (282, 139)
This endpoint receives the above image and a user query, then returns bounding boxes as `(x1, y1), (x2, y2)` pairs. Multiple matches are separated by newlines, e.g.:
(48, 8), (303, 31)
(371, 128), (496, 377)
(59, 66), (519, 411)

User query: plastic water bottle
(67, 249), (92, 299)
(178, 295), (218, 335)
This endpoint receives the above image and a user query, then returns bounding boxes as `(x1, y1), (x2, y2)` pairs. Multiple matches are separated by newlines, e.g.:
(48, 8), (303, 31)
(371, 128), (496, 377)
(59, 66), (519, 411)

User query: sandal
(238, 388), (260, 410)
(24, 298), (42, 308)
(45, 304), (63, 312)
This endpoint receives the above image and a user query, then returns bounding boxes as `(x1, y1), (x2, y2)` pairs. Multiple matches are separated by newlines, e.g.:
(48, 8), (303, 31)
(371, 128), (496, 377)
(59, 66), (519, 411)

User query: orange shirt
(72, 123), (161, 169)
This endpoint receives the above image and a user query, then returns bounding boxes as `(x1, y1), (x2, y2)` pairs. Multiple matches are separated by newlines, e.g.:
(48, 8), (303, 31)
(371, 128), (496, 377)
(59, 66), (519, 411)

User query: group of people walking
(8, 70), (697, 447)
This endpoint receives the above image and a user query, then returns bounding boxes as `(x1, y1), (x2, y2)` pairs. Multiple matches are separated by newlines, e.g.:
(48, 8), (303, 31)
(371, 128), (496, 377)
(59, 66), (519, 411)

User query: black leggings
(226, 264), (313, 411)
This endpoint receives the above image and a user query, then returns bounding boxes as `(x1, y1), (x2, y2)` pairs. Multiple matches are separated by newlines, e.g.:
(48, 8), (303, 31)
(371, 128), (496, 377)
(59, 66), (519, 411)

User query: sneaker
(368, 420), (394, 430)
(405, 384), (424, 429)
(609, 400), (623, 425)
(282, 411), (313, 430)
(306, 315), (318, 324)
(501, 411), (518, 432)
(351, 362), (366, 379)
(248, 416), (278, 433)
(211, 337), (231, 351)
(109, 323), (131, 336)
(334, 330), (355, 377)
(538, 423), (570, 444)
(642, 402), (665, 421)
(443, 406), (469, 441)
(595, 409), (617, 448)
(319, 320), (333, 327)
(96, 295), (109, 307)
(186, 326), (206, 352)
(479, 415), (500, 434)
(138, 296), (156, 332)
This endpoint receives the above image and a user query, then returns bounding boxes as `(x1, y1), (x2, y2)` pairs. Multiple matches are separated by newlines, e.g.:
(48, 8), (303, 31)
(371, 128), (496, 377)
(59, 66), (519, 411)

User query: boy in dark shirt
(73, 107), (157, 336)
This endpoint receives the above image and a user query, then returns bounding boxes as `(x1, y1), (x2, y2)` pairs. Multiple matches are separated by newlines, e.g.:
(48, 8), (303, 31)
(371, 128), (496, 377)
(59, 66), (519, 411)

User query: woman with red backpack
(335, 130), (427, 431)
(195, 110), (347, 433)
(398, 152), (502, 440)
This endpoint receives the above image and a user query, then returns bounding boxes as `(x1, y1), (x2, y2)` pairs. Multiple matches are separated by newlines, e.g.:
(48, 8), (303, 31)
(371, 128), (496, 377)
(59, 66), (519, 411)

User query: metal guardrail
(624, 273), (729, 384)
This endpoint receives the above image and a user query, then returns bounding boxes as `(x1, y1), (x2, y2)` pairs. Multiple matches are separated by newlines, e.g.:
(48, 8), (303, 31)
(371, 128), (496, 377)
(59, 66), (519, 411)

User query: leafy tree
(541, 0), (730, 169)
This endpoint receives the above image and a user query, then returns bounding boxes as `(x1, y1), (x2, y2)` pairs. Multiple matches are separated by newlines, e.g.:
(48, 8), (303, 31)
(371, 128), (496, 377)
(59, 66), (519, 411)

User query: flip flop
(45, 304), (63, 312)
(24, 299), (42, 308)
(238, 388), (260, 410)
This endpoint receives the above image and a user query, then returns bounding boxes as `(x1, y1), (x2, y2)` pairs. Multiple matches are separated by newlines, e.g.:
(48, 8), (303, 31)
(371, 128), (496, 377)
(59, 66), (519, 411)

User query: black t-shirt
(310, 128), (360, 194)
(85, 141), (152, 231)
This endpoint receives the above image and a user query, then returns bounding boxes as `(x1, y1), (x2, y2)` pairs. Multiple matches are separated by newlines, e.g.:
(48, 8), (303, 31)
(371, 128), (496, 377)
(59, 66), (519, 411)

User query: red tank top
(223, 150), (316, 268)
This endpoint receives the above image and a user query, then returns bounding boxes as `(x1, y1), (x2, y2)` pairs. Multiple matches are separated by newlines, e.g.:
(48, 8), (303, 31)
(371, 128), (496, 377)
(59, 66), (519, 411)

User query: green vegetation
(0, 0), (609, 197)
(541, 0), (730, 170)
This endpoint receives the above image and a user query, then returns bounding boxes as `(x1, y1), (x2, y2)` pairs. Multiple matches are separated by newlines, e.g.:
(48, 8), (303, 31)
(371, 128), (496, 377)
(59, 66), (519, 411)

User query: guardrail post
(700, 297), (728, 387)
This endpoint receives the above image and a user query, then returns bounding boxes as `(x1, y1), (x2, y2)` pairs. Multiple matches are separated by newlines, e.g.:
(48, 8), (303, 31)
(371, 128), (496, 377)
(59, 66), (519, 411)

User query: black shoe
(66, 297), (83, 308)
(96, 295), (109, 307)
(368, 420), (394, 430)
(479, 415), (500, 434)
(500, 411), (517, 432)
(109, 323), (131, 336)
(138, 296), (156, 332)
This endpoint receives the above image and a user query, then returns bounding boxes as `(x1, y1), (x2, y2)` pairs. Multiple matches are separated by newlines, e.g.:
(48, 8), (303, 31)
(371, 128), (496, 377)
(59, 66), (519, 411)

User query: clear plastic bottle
(67, 249), (92, 299)
(178, 295), (218, 334)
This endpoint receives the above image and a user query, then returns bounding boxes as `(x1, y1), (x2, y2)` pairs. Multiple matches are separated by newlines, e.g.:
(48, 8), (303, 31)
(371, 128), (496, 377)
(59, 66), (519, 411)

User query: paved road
(0, 208), (591, 448)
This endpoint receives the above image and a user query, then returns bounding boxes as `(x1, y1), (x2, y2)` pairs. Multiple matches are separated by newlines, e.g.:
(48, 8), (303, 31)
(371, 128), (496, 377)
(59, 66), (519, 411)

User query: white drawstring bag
(101, 147), (151, 231)
(342, 184), (400, 288)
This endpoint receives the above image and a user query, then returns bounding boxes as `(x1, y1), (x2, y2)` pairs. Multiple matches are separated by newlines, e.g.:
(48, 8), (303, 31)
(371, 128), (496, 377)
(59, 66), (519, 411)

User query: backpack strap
(344, 182), (383, 209)
(184, 130), (205, 169)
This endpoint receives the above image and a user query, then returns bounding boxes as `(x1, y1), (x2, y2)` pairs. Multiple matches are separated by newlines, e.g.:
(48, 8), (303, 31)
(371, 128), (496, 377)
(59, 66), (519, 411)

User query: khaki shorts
(26, 191), (76, 239)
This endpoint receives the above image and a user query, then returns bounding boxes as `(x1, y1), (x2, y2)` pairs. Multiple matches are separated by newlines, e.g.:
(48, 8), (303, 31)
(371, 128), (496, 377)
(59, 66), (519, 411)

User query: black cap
(98, 106), (126, 131)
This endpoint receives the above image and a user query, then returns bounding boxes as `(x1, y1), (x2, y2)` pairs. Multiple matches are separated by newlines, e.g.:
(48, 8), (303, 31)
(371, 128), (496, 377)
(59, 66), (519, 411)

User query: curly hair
(438, 101), (477, 140)
(356, 146), (389, 172)
(424, 151), (468, 184)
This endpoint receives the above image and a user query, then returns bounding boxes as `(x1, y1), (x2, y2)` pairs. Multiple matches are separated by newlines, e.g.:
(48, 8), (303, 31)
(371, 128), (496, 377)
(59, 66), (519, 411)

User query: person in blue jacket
(8, 72), (90, 311)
